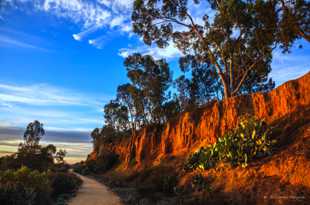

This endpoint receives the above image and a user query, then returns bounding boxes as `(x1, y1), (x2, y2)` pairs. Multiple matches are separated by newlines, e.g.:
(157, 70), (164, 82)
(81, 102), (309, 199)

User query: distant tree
(117, 83), (145, 131)
(101, 125), (119, 139)
(177, 56), (222, 110)
(23, 120), (45, 147)
(41, 144), (57, 158)
(132, 0), (276, 98)
(124, 54), (172, 124)
(91, 128), (102, 152)
(16, 121), (66, 171)
(175, 75), (192, 110)
(104, 100), (129, 131)
(17, 120), (44, 164)
(190, 66), (221, 103)
(91, 128), (101, 142)
(162, 98), (181, 120)
(55, 149), (67, 164)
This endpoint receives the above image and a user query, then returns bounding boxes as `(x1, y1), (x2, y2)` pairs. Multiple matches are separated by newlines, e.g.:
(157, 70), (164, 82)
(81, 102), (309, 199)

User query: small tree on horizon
(17, 120), (67, 170)
(23, 120), (45, 146)
(55, 149), (67, 164)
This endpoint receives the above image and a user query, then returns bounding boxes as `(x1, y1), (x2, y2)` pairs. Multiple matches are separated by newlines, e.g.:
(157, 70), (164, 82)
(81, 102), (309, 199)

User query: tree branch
(231, 55), (263, 95)
(160, 0), (229, 96)
(159, 15), (192, 28)
(229, 56), (233, 90)
(298, 29), (310, 42)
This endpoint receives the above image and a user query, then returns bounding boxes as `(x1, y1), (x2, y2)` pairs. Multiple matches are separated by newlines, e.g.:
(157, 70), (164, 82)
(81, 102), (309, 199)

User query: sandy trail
(69, 173), (123, 205)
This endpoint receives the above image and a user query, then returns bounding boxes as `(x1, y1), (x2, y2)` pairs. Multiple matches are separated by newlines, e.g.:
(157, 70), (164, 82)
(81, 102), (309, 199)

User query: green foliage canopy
(131, 0), (309, 98)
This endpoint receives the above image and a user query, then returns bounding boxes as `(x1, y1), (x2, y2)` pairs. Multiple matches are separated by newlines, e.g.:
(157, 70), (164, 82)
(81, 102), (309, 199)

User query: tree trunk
(223, 82), (230, 99)
(131, 122), (136, 136)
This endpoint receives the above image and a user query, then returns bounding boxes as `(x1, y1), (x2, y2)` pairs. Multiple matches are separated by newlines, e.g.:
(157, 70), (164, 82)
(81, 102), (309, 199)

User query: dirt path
(69, 173), (123, 205)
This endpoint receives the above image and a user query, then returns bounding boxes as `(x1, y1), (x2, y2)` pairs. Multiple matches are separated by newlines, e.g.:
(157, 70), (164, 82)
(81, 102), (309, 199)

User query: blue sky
(0, 0), (309, 132)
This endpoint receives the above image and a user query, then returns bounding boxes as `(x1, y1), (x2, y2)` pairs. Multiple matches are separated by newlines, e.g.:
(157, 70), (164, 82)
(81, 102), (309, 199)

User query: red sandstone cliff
(89, 71), (310, 172)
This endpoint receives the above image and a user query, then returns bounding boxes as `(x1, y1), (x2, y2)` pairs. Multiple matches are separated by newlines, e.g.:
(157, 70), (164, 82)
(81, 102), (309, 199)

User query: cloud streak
(2, 0), (196, 58)
(0, 83), (104, 107)
(0, 82), (110, 131)
(0, 35), (50, 51)
(42, 0), (111, 28)
(271, 44), (310, 85)
(0, 28), (53, 52)
(4, 0), (133, 48)
(41, 0), (133, 42)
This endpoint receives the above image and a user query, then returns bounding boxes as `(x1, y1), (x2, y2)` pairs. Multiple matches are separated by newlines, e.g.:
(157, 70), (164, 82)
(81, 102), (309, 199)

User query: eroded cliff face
(89, 71), (310, 171)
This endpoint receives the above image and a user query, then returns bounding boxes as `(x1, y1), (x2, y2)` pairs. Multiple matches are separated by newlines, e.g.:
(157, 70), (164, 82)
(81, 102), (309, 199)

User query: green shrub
(0, 168), (82, 205)
(160, 175), (178, 194)
(72, 162), (92, 176)
(54, 194), (72, 205)
(0, 155), (19, 171)
(0, 183), (31, 205)
(85, 153), (119, 174)
(52, 163), (71, 173)
(0, 145), (60, 172)
(72, 163), (84, 174)
(185, 118), (277, 171)
(49, 172), (82, 199)
(0, 166), (52, 205)
(16, 143), (56, 172)
(191, 174), (212, 192)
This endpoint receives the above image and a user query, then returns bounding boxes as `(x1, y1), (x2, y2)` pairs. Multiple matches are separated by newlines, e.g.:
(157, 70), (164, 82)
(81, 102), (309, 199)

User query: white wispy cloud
(3, 0), (201, 55)
(271, 65), (310, 85)
(4, 0), (134, 48)
(39, 0), (133, 46)
(119, 42), (182, 60)
(72, 26), (99, 41)
(0, 83), (105, 106)
(0, 111), (102, 132)
(110, 15), (125, 28)
(0, 82), (110, 131)
(271, 44), (310, 85)
(0, 34), (50, 51)
(0, 27), (53, 51)
(42, 0), (111, 28)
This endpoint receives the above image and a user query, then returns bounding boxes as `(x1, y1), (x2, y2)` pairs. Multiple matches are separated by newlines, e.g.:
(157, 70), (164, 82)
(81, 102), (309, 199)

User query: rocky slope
(177, 120), (310, 204)
(89, 71), (310, 171)
(87, 72), (310, 205)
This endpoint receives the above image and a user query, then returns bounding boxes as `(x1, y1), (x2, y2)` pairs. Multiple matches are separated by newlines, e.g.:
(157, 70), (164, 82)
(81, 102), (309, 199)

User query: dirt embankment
(90, 71), (310, 171)
(88, 72), (310, 205)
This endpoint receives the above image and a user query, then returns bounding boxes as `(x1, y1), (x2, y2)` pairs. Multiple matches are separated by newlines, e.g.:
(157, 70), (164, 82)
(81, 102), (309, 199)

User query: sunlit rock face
(90, 71), (310, 170)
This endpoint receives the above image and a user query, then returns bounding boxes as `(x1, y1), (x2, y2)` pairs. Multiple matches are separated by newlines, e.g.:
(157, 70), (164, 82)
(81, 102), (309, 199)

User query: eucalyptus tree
(269, 0), (309, 50)
(91, 128), (101, 151)
(117, 83), (145, 131)
(176, 55), (222, 110)
(132, 0), (280, 98)
(162, 97), (181, 120)
(104, 100), (129, 132)
(17, 121), (66, 170)
(175, 74), (193, 110)
(124, 54), (172, 124)
(23, 120), (45, 147)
